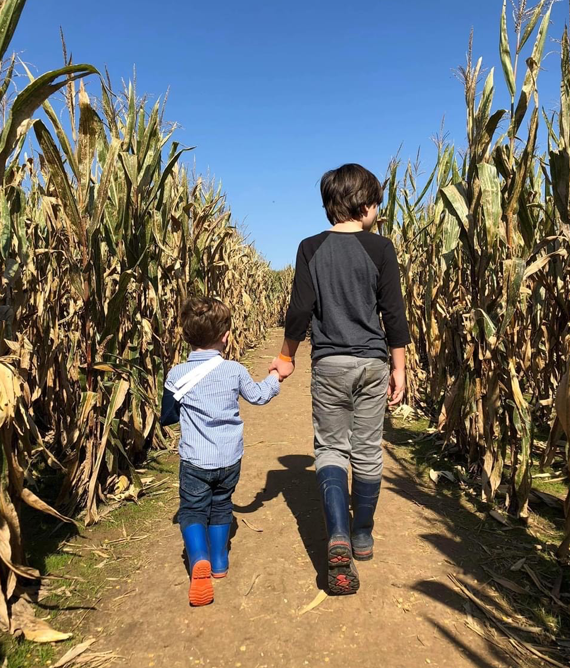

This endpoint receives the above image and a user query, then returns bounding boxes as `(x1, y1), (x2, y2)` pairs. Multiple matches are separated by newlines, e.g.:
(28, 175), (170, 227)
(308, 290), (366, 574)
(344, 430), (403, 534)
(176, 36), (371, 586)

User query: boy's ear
(222, 331), (230, 345)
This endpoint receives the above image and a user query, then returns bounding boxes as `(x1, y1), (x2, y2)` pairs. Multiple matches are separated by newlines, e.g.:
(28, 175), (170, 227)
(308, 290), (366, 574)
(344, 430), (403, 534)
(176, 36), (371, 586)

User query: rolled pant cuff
(352, 472), (382, 483)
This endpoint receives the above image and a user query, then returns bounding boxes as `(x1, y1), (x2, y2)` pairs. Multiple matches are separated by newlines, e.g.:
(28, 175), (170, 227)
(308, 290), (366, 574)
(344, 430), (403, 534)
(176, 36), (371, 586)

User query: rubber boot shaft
(181, 524), (213, 606)
(317, 466), (359, 595)
(351, 476), (381, 561)
(208, 523), (231, 578)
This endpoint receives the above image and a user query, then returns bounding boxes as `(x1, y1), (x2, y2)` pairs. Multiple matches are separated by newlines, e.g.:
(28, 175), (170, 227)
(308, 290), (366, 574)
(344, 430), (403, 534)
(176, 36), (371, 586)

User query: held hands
(269, 357), (295, 382)
(387, 367), (406, 407)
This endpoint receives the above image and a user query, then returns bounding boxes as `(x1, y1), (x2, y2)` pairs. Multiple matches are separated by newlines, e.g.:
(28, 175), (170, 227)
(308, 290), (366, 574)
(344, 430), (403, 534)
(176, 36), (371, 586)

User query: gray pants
(311, 356), (389, 481)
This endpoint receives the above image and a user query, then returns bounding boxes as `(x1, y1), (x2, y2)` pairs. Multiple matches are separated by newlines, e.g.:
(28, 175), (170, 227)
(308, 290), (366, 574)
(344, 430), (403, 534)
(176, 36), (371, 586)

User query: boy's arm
(388, 347), (406, 406)
(160, 385), (180, 427)
(238, 366), (280, 405)
(377, 240), (411, 406)
(272, 241), (315, 379)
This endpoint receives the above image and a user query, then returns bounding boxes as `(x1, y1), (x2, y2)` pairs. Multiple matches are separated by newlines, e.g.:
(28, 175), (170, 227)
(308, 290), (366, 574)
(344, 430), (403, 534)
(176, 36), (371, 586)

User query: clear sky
(15, 0), (569, 268)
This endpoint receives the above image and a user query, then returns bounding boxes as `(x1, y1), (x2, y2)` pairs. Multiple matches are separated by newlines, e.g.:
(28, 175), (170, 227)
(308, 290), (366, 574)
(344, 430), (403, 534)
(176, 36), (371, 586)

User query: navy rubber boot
(351, 476), (381, 561)
(181, 524), (213, 606)
(208, 524), (231, 578)
(316, 466), (360, 595)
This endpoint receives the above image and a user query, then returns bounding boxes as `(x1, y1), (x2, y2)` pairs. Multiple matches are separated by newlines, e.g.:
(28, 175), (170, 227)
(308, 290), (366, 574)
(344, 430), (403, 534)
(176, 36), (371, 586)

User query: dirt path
(85, 330), (512, 668)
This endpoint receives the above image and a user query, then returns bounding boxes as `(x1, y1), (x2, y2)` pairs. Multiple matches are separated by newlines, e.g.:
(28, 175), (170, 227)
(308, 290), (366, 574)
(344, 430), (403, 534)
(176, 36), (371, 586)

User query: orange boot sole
(188, 559), (214, 606)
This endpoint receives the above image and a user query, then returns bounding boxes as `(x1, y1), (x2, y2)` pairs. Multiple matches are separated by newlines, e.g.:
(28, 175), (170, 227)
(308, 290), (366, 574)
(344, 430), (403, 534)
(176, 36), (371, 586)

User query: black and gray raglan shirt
(284, 231), (411, 361)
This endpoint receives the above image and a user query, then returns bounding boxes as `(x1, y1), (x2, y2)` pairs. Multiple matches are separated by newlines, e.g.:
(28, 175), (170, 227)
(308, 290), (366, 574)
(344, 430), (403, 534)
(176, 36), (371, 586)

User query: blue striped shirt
(164, 350), (280, 469)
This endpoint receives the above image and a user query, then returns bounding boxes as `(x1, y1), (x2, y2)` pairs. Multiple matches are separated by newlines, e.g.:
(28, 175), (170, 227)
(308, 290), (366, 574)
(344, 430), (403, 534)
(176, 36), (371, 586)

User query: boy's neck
(330, 220), (365, 232)
(193, 343), (224, 353)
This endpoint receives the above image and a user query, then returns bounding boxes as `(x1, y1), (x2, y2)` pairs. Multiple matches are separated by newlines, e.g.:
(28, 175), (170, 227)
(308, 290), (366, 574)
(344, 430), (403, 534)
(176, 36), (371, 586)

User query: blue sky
(15, 0), (569, 268)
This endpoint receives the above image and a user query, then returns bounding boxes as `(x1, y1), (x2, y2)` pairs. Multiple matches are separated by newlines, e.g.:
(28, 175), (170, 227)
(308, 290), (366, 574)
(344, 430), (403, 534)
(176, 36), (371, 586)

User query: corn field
(0, 0), (292, 635)
(2, 0), (570, 645)
(381, 1), (570, 554)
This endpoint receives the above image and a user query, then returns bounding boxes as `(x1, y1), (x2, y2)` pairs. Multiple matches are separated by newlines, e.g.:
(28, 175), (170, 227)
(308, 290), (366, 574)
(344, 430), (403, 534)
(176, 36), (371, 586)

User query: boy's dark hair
(320, 163), (383, 225)
(181, 296), (231, 348)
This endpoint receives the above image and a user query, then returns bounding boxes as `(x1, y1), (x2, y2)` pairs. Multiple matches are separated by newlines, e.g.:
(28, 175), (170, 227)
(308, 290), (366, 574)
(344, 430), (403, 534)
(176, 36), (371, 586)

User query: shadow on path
(383, 415), (570, 667)
(234, 454), (328, 589)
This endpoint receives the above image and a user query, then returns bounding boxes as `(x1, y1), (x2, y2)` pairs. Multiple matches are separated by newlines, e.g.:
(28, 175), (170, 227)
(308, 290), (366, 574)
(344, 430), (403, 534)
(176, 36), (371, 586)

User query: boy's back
(285, 230), (410, 360)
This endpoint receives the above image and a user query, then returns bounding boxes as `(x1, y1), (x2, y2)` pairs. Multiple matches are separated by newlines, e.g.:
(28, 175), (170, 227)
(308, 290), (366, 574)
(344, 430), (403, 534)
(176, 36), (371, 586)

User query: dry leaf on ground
(298, 590), (328, 616)
(489, 510), (510, 526)
(10, 598), (72, 643)
(53, 638), (97, 667)
(241, 518), (263, 532)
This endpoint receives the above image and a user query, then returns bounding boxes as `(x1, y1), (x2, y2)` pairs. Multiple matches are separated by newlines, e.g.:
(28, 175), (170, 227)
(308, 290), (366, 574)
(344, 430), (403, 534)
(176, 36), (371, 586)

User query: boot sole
(189, 559), (214, 606)
(212, 571), (227, 579)
(328, 540), (360, 595)
(353, 547), (373, 562)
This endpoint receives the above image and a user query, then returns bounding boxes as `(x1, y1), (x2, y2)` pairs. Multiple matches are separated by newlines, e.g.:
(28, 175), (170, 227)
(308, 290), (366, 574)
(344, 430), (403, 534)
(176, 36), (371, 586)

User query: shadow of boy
(234, 454), (327, 589)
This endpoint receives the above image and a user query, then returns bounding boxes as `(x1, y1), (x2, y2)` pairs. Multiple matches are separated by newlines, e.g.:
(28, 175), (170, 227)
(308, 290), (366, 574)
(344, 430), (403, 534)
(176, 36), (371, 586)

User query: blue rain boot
(351, 476), (381, 561)
(316, 466), (359, 595)
(208, 524), (231, 578)
(181, 524), (213, 606)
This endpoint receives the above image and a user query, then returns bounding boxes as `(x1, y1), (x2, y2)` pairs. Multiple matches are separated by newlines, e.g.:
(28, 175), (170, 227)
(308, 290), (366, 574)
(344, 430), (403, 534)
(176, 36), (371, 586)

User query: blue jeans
(178, 459), (241, 530)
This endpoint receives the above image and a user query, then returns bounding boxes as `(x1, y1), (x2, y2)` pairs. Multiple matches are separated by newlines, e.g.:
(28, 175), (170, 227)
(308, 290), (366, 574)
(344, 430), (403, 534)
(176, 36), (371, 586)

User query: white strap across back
(172, 355), (224, 401)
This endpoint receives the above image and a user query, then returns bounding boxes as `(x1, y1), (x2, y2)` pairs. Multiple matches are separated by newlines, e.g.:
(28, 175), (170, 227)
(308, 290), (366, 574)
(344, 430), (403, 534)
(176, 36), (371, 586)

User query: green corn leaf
(414, 157), (439, 208)
(101, 270), (135, 340)
(0, 0), (26, 62)
(101, 83), (119, 139)
(500, 1), (515, 99)
(478, 163), (502, 249)
(0, 54), (15, 104)
(518, 0), (546, 54)
(549, 148), (570, 224)
(86, 377), (130, 525)
(19, 60), (81, 178)
(33, 119), (83, 236)
(476, 67), (495, 133)
(497, 258), (526, 338)
(123, 82), (136, 150)
(91, 137), (121, 233)
(473, 307), (497, 339)
(507, 108), (539, 219)
(512, 5), (552, 135)
(560, 27), (570, 149)
(0, 188), (11, 259)
(0, 63), (98, 180)
(138, 100), (160, 168)
(145, 146), (194, 212)
(119, 151), (138, 186)
(42, 99), (80, 178)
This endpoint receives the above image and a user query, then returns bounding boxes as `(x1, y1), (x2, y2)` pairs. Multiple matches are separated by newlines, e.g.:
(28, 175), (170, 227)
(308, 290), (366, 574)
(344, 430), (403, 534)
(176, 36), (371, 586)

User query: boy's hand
(388, 368), (405, 407)
(269, 369), (282, 382)
(269, 357), (295, 380)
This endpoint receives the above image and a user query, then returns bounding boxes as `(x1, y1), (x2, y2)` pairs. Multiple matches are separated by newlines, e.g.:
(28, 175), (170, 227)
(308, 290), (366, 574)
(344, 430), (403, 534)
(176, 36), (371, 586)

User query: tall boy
(270, 164), (410, 595)
(161, 297), (280, 606)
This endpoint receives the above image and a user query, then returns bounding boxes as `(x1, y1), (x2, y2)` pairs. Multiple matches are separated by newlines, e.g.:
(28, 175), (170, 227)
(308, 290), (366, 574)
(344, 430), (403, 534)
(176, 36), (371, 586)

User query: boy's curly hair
(320, 163), (383, 225)
(181, 296), (231, 348)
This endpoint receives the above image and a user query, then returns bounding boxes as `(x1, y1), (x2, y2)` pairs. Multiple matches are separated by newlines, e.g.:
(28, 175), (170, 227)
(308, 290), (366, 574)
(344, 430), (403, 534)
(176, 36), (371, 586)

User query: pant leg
(209, 460), (242, 525)
(350, 359), (389, 481)
(312, 356), (358, 472)
(178, 460), (214, 530)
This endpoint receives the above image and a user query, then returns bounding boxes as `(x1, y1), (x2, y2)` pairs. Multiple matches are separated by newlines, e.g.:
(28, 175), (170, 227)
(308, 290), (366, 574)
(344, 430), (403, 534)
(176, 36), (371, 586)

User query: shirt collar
(187, 349), (223, 361)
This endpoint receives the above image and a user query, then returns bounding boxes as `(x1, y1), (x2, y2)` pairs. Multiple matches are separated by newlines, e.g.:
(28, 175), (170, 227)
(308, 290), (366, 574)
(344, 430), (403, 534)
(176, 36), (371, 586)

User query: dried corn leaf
(53, 638), (97, 667)
(298, 589), (328, 616)
(241, 518), (263, 532)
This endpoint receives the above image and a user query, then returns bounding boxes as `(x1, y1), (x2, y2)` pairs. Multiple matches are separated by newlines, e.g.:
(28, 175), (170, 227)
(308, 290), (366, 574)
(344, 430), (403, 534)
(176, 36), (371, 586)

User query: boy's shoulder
(298, 231), (329, 254)
(165, 358), (243, 383)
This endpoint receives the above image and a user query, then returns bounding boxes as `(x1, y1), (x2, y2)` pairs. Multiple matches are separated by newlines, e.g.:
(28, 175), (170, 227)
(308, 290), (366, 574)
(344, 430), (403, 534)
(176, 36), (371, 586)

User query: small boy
(270, 163), (410, 595)
(161, 296), (280, 607)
